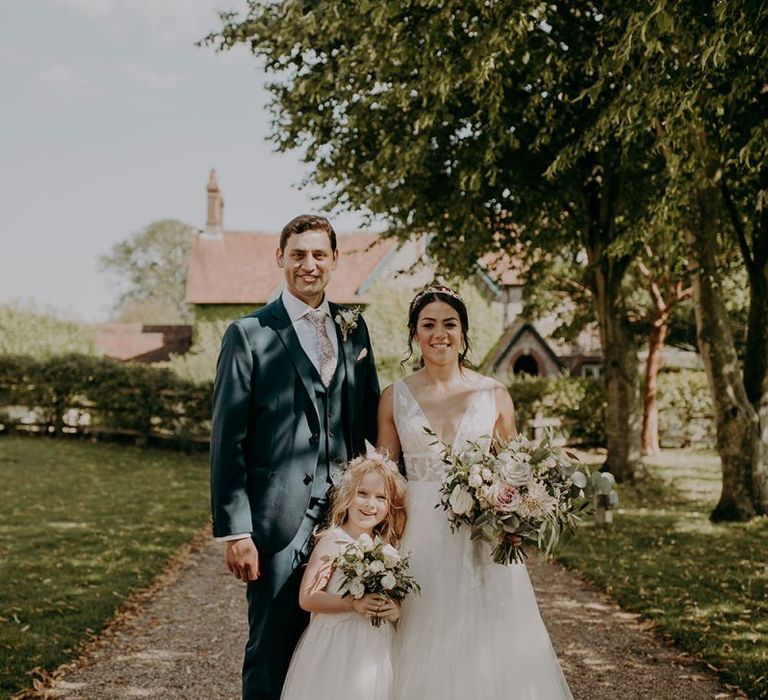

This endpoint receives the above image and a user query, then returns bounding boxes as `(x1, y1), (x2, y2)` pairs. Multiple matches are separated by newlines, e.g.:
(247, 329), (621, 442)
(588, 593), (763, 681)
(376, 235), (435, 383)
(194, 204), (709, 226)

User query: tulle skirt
(394, 481), (573, 700)
(281, 610), (394, 700)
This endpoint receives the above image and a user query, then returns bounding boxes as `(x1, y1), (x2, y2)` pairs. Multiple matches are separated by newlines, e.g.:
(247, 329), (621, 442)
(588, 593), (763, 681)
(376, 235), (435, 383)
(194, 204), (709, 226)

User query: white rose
(381, 544), (401, 567)
(369, 560), (385, 574)
(354, 562), (365, 576)
(357, 533), (374, 551)
(481, 468), (494, 482)
(348, 578), (365, 598)
(497, 456), (532, 486)
(468, 472), (483, 488)
(464, 448), (484, 465)
(380, 572), (397, 590)
(449, 485), (475, 516)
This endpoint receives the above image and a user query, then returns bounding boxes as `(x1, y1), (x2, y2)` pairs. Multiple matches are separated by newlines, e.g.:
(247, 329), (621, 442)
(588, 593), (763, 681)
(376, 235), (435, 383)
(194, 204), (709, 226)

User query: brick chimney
(205, 169), (224, 237)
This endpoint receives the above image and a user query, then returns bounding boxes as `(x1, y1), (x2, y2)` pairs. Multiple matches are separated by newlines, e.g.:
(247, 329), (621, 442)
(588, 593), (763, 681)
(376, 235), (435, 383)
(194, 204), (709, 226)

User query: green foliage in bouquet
(435, 431), (615, 565)
(328, 533), (420, 627)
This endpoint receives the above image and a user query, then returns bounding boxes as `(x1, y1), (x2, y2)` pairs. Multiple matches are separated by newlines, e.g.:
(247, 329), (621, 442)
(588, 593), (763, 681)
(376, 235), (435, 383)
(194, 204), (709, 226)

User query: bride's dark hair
(403, 284), (472, 367)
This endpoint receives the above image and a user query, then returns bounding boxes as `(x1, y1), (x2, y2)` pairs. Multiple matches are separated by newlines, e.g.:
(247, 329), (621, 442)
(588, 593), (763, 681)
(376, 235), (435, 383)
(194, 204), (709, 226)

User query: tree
(207, 0), (661, 481)
(580, 1), (768, 519)
(99, 219), (198, 323)
(0, 300), (95, 358)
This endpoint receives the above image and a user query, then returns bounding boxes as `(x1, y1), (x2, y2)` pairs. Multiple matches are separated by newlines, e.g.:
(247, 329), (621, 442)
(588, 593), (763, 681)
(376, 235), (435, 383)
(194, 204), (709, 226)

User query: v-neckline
(398, 378), (485, 447)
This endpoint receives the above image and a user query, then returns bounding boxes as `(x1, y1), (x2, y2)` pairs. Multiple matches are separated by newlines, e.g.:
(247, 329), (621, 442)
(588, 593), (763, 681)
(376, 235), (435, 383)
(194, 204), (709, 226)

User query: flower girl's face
(347, 471), (389, 534)
(415, 301), (462, 365)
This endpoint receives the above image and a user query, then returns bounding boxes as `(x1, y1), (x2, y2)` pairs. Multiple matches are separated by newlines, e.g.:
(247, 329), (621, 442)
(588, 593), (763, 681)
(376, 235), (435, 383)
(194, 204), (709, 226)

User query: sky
(0, 0), (368, 321)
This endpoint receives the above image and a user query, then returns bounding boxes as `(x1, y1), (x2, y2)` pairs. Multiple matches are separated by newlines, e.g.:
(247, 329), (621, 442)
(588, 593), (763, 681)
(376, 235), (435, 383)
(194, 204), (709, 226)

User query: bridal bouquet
(329, 533), (420, 626)
(436, 432), (616, 565)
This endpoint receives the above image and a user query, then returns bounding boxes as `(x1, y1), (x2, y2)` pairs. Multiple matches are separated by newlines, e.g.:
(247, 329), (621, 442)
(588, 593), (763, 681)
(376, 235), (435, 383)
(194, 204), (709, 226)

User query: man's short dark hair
(279, 215), (337, 252)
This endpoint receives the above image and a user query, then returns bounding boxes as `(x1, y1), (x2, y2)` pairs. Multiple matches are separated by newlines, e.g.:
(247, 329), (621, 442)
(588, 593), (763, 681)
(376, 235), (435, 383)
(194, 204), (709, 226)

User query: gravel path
(33, 535), (742, 700)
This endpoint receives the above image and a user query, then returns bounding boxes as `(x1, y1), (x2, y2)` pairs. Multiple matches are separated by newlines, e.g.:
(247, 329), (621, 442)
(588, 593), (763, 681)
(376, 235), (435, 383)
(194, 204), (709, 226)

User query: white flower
(357, 533), (374, 551)
(518, 481), (558, 518)
(462, 447), (484, 465)
(496, 453), (532, 486)
(481, 468), (494, 482)
(354, 562), (365, 576)
(381, 544), (401, 567)
(380, 572), (397, 590)
(468, 472), (483, 488)
(348, 578), (365, 598)
(449, 485), (475, 516)
(334, 306), (361, 341)
(369, 560), (385, 574)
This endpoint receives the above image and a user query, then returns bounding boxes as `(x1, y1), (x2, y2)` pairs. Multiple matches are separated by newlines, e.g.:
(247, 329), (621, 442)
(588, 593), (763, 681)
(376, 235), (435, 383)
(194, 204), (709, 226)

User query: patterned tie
(306, 308), (336, 386)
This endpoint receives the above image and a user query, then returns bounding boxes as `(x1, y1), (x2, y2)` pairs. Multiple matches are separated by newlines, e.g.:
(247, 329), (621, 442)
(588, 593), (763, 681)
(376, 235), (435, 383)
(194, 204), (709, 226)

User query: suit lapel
(270, 298), (320, 430)
(330, 303), (357, 445)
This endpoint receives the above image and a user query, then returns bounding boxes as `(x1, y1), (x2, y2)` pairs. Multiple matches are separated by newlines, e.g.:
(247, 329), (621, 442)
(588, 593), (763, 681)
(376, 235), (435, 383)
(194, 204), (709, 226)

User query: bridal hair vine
(409, 284), (464, 310)
(364, 440), (400, 473)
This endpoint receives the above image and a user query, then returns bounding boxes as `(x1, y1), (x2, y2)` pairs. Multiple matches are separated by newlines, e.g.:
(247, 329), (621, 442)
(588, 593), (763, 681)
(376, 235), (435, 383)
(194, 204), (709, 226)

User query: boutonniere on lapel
(334, 306), (362, 342)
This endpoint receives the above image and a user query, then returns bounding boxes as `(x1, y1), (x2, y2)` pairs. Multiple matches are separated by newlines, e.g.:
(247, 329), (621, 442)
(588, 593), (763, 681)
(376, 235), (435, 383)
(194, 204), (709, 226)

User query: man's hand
(225, 538), (260, 582)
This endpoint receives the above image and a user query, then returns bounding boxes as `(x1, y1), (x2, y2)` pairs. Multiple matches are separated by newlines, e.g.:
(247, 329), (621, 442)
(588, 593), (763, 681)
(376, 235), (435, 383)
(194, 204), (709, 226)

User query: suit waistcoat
(309, 356), (348, 500)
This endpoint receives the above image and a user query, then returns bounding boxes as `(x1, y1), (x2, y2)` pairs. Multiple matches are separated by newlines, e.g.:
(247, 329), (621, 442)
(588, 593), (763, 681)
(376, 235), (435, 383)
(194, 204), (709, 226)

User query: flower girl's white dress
(393, 378), (574, 700)
(280, 527), (395, 700)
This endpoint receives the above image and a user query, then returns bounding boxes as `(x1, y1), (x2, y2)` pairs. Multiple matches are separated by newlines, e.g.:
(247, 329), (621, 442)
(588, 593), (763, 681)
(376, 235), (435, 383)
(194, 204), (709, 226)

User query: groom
(210, 214), (380, 700)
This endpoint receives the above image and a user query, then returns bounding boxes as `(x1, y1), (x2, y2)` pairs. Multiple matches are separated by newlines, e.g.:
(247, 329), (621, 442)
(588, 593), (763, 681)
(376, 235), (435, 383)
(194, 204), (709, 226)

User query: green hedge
(508, 375), (607, 446)
(0, 354), (714, 451)
(508, 369), (714, 449)
(0, 354), (211, 446)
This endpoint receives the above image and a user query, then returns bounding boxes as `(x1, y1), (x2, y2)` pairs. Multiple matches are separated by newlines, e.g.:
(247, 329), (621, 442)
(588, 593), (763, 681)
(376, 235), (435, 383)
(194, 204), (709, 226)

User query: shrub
(0, 354), (212, 445)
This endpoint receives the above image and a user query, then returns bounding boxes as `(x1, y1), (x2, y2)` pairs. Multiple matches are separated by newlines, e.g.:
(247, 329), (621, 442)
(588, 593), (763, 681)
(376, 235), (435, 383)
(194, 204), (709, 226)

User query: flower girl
(280, 449), (408, 700)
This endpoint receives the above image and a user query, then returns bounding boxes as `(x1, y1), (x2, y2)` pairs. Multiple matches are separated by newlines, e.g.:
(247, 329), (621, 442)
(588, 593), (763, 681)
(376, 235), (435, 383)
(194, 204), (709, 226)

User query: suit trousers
(242, 498), (328, 700)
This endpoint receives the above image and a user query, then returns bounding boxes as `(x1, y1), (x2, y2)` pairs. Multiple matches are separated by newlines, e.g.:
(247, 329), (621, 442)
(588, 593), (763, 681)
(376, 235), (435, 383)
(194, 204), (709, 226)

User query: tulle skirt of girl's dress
(280, 610), (394, 700)
(394, 481), (574, 700)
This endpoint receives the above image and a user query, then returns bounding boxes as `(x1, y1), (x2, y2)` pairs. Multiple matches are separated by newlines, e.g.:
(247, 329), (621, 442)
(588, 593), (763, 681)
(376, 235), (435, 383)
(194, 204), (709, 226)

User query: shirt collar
(281, 288), (332, 323)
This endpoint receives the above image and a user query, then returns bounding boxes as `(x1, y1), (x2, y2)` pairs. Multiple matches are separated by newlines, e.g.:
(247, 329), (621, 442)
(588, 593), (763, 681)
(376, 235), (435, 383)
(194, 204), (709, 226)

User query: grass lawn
(557, 449), (768, 699)
(0, 436), (209, 698)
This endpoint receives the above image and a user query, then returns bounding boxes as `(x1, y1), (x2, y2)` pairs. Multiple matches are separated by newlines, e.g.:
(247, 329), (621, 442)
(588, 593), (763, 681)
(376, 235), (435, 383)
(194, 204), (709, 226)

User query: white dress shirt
(280, 288), (339, 370)
(218, 289), (339, 542)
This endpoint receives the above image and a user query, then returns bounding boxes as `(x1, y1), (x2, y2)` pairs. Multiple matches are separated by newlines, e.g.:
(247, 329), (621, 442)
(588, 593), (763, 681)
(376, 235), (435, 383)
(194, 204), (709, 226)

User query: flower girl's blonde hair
(322, 451), (407, 547)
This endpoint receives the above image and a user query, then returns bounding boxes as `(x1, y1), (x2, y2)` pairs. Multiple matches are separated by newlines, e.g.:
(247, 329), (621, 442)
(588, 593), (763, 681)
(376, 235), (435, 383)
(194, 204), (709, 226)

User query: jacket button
(303, 474), (313, 485)
(309, 434), (319, 445)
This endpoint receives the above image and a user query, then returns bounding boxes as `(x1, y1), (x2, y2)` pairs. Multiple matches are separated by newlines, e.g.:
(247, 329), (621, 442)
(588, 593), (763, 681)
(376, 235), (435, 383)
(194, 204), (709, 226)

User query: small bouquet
(436, 431), (616, 565)
(328, 533), (420, 626)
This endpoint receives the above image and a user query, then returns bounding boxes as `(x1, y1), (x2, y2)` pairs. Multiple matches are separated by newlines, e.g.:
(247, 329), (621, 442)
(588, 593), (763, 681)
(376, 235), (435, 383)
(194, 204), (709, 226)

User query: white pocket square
(356, 348), (368, 361)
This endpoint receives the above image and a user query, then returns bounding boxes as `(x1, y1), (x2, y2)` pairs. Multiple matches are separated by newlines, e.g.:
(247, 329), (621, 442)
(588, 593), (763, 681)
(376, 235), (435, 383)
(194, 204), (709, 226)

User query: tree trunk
(685, 180), (760, 522)
(642, 316), (668, 455)
(591, 256), (644, 482)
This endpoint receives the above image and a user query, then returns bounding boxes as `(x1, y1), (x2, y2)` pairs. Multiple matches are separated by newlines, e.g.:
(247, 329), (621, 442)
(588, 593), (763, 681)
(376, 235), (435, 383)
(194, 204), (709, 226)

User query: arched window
(513, 353), (539, 376)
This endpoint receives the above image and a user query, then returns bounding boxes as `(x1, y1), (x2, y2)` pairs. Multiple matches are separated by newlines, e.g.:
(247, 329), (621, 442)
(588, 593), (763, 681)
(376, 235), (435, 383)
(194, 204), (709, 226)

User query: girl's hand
(351, 593), (388, 618)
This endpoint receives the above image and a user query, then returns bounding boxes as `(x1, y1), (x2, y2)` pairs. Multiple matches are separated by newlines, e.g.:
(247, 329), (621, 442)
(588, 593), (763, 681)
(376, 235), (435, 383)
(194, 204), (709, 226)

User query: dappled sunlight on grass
(0, 436), (208, 697)
(557, 448), (767, 699)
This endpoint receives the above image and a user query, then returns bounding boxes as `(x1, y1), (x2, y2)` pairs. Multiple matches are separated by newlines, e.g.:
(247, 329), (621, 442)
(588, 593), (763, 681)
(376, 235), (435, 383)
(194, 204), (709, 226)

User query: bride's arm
(493, 382), (517, 442)
(376, 384), (402, 462)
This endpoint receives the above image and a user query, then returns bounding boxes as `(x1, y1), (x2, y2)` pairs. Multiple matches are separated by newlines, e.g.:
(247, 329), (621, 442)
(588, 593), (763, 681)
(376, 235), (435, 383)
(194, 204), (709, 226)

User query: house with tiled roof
(90, 324), (193, 362)
(184, 171), (408, 322)
(184, 170), (607, 379)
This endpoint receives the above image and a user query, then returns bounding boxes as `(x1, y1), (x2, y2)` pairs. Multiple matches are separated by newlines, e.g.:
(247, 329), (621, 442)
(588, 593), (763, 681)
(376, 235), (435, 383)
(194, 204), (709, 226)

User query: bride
(377, 284), (573, 699)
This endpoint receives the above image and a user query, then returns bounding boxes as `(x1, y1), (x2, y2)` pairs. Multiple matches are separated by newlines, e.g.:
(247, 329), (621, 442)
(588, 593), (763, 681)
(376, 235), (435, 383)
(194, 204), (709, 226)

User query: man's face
(276, 229), (338, 307)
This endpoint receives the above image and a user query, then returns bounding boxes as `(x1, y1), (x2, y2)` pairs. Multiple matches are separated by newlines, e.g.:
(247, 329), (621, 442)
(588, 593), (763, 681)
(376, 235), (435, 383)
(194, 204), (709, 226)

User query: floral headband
(409, 284), (464, 311)
(364, 440), (400, 473)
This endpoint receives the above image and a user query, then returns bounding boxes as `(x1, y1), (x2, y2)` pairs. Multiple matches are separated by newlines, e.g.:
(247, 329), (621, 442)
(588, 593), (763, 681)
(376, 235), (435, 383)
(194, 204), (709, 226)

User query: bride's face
(415, 301), (463, 366)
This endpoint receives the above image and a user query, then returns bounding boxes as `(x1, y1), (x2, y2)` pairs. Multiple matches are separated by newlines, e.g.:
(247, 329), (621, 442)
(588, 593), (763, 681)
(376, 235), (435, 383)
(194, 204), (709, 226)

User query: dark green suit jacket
(210, 297), (379, 554)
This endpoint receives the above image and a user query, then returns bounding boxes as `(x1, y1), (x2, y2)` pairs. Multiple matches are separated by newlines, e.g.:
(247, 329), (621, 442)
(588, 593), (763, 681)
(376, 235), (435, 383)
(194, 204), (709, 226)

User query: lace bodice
(393, 377), (497, 482)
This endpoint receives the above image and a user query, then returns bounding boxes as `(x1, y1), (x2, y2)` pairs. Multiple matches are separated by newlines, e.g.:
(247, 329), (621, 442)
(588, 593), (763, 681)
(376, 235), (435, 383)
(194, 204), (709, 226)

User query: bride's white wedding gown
(393, 377), (574, 700)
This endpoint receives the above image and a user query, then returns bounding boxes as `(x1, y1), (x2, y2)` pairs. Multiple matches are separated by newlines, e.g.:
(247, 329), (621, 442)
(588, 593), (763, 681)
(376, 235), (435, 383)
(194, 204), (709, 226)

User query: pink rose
(486, 481), (521, 513)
